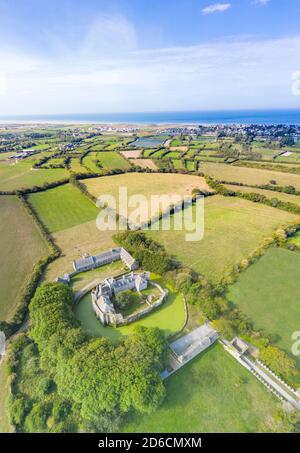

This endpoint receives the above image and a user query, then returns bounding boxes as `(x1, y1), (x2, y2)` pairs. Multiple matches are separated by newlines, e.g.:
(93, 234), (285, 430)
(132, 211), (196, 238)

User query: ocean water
(1, 109), (300, 125)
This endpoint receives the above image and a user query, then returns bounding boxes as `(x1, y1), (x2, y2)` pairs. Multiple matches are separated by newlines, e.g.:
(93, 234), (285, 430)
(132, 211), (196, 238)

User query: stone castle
(92, 272), (168, 327)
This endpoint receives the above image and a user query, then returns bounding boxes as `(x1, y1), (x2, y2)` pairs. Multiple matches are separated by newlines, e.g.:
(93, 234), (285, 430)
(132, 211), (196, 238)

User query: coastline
(1, 108), (300, 126)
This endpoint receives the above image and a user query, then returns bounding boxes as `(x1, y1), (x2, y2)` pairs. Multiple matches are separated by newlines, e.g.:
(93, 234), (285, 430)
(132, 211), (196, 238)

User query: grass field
(82, 172), (212, 223)
(0, 196), (49, 321)
(130, 158), (157, 170)
(224, 184), (300, 206)
(43, 219), (116, 281)
(227, 247), (300, 369)
(0, 161), (68, 191)
(147, 196), (299, 283)
(96, 151), (130, 170)
(28, 183), (99, 233)
(172, 159), (185, 170)
(200, 162), (300, 190)
(82, 152), (101, 172)
(122, 343), (278, 433)
(74, 275), (185, 342)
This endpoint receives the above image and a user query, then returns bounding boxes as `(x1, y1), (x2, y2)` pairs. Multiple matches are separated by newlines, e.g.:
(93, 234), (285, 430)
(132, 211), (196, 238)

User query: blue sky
(0, 0), (300, 114)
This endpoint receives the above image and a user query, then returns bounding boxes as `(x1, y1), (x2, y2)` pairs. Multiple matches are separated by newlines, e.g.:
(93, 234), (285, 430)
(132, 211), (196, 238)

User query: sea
(1, 109), (300, 125)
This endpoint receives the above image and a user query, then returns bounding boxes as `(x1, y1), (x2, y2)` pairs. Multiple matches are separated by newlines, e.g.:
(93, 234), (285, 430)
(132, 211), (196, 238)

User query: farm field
(200, 162), (300, 189)
(227, 247), (300, 370)
(120, 150), (141, 159)
(44, 219), (116, 281)
(0, 196), (49, 321)
(122, 343), (278, 433)
(172, 159), (185, 170)
(130, 158), (157, 170)
(69, 157), (90, 174)
(28, 183), (99, 233)
(74, 275), (185, 342)
(147, 195), (299, 283)
(163, 151), (181, 159)
(224, 184), (300, 206)
(96, 151), (130, 170)
(82, 173), (212, 223)
(0, 161), (68, 191)
(82, 152), (101, 172)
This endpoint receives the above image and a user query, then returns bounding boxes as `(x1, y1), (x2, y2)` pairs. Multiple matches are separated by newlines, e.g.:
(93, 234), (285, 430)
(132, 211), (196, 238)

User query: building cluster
(9, 150), (38, 160)
(92, 272), (150, 326)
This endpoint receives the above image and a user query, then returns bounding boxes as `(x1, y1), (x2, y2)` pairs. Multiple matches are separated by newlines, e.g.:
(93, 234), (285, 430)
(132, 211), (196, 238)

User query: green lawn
(74, 275), (186, 343)
(147, 195), (299, 283)
(28, 183), (99, 233)
(227, 247), (300, 369)
(122, 343), (278, 433)
(0, 196), (49, 321)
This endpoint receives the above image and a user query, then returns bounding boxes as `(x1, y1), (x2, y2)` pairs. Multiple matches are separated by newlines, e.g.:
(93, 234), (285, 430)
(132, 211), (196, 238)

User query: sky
(0, 0), (300, 115)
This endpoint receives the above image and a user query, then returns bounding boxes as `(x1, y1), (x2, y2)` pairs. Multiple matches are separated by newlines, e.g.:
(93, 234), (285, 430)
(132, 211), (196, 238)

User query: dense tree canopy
(29, 283), (168, 429)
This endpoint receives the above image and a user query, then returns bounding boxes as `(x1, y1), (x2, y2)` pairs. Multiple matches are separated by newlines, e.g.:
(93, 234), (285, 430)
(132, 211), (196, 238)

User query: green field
(97, 151), (130, 170)
(172, 159), (185, 170)
(227, 247), (300, 369)
(122, 343), (278, 433)
(82, 152), (101, 172)
(200, 162), (300, 189)
(147, 196), (299, 283)
(28, 183), (99, 233)
(224, 184), (300, 206)
(0, 160), (68, 191)
(0, 196), (49, 321)
(82, 172), (212, 224)
(44, 219), (116, 281)
(74, 275), (185, 343)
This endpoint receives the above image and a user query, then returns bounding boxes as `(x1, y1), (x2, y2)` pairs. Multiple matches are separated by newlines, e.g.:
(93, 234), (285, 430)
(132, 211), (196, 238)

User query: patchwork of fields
(2, 128), (300, 434)
(147, 196), (299, 283)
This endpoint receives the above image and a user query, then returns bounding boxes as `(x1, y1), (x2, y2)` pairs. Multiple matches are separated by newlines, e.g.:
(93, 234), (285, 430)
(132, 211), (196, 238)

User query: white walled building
(73, 247), (138, 274)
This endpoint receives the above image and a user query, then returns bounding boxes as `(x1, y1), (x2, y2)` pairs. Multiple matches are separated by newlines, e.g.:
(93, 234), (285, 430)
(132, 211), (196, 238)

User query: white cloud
(1, 34), (300, 113)
(202, 3), (231, 15)
(252, 0), (270, 5)
(80, 15), (137, 57)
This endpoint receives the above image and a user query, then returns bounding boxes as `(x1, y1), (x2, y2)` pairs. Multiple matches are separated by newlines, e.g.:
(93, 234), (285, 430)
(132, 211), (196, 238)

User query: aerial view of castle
(1, 0), (300, 443)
